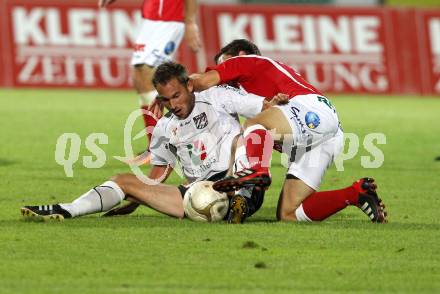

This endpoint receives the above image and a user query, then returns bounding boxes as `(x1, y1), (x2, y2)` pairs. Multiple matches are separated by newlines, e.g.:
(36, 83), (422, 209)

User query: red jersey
(142, 0), (184, 22)
(208, 55), (322, 100)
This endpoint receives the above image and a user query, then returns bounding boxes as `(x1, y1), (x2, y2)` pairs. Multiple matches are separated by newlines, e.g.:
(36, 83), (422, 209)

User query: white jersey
(149, 85), (264, 183)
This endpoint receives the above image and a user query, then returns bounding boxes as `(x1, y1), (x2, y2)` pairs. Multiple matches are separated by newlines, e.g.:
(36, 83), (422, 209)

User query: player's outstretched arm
(190, 70), (221, 91)
(184, 0), (202, 52)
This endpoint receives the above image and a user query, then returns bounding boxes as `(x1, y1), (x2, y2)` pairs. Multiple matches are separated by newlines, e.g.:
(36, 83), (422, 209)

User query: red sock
(243, 125), (273, 172)
(301, 187), (358, 221)
(141, 105), (158, 146)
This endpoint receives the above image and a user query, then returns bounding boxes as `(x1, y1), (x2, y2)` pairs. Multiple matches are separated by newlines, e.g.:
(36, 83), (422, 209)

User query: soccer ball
(183, 181), (229, 222)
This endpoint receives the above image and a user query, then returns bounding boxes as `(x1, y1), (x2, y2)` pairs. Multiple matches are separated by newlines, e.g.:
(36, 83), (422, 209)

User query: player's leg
(273, 95), (387, 223)
(21, 179), (126, 220)
(279, 176), (387, 223)
(21, 174), (184, 221)
(277, 174), (362, 222)
(131, 20), (160, 147)
(242, 106), (292, 172)
(111, 173), (184, 218)
(277, 126), (345, 221)
(213, 107), (292, 192)
(133, 63), (158, 143)
(226, 135), (266, 223)
(130, 20), (185, 163)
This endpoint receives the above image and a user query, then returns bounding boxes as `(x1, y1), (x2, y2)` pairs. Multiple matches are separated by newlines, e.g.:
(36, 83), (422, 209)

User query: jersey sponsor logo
(179, 119), (192, 127)
(193, 112), (208, 129)
(187, 140), (207, 165)
(305, 111), (320, 129)
(164, 41), (176, 55)
(289, 106), (306, 134)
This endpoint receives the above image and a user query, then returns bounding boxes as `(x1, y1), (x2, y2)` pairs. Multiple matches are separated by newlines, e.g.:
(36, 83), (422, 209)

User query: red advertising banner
(0, 1), (439, 95)
(0, 0), (197, 89)
(415, 10), (440, 95)
(3, 0), (140, 88)
(200, 5), (408, 95)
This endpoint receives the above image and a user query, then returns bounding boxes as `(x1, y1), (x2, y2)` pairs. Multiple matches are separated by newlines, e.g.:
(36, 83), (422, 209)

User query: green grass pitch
(0, 89), (439, 293)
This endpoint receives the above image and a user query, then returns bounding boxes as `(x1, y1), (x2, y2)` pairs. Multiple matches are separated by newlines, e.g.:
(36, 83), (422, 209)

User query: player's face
(156, 78), (195, 119)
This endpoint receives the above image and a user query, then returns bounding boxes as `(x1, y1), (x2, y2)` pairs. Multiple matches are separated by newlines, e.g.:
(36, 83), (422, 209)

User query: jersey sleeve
(207, 56), (255, 85)
(201, 85), (264, 119)
(149, 118), (176, 167)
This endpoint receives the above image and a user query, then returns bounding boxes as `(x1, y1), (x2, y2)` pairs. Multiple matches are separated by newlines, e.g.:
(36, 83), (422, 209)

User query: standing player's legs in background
(131, 20), (185, 162)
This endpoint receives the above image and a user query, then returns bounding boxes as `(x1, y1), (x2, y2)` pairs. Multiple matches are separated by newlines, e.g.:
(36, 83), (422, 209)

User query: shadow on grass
(0, 158), (16, 167)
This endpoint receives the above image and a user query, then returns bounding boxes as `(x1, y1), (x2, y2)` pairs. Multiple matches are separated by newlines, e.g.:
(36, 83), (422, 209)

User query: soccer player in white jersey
(20, 62), (281, 222)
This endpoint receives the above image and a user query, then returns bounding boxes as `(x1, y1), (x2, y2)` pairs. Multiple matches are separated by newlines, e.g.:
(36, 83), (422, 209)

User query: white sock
(139, 90), (158, 106)
(295, 204), (312, 222)
(233, 144), (250, 173)
(60, 181), (125, 217)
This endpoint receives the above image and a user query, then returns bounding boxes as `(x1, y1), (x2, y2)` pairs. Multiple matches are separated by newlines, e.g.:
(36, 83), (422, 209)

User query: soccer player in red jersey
(99, 0), (201, 163)
(191, 39), (387, 224)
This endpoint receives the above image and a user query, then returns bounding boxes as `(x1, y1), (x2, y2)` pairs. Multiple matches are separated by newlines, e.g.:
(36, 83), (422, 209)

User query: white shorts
(131, 19), (185, 67)
(275, 94), (344, 190)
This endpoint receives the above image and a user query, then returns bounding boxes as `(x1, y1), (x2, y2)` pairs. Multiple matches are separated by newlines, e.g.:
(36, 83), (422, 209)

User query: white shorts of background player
(131, 19), (185, 67)
(275, 94), (344, 191)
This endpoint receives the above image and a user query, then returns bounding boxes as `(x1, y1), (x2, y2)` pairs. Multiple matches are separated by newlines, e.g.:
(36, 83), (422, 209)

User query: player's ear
(187, 78), (194, 93)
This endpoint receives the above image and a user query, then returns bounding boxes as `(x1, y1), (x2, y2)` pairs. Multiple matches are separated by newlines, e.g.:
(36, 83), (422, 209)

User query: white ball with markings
(183, 181), (229, 222)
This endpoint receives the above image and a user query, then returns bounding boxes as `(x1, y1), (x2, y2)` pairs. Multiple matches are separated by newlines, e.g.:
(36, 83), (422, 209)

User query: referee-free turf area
(0, 89), (439, 293)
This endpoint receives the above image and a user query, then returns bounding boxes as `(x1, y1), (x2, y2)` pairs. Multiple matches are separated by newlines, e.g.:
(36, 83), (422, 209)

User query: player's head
(214, 39), (261, 64)
(153, 62), (195, 119)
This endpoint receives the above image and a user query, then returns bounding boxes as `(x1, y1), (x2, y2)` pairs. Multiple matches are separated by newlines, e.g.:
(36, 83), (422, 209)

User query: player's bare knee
(110, 173), (133, 190)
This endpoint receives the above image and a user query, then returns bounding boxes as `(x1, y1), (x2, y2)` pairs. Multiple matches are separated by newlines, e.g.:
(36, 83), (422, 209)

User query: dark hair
(214, 39), (261, 63)
(152, 62), (189, 87)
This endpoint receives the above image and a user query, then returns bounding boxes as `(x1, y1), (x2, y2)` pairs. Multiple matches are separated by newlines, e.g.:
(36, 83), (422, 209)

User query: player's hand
(98, 0), (116, 8)
(148, 98), (164, 119)
(270, 93), (289, 106)
(184, 22), (202, 52)
(262, 94), (290, 111)
(102, 202), (140, 217)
